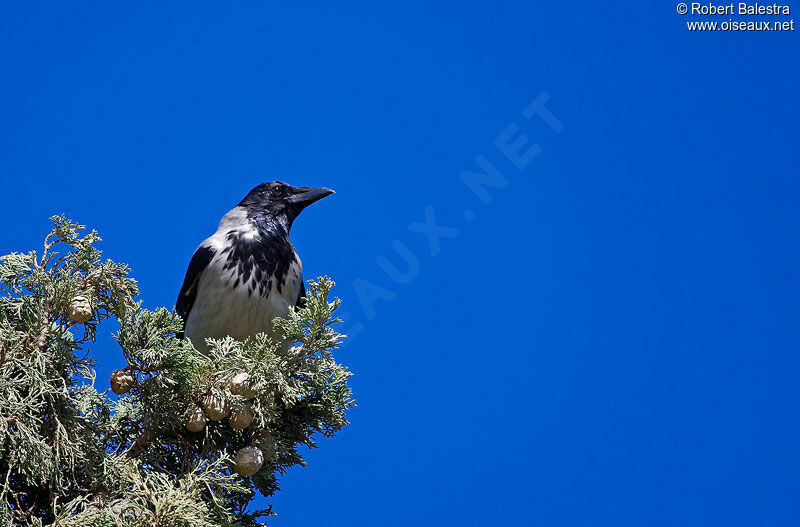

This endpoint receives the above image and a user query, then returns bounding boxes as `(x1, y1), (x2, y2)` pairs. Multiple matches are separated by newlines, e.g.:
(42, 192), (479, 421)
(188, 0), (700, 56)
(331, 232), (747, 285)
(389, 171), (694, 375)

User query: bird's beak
(289, 186), (335, 208)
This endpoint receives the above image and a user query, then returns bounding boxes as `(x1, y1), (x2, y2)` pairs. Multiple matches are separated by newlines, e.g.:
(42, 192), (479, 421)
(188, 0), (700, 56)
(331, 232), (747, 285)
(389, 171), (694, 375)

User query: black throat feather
(220, 215), (298, 298)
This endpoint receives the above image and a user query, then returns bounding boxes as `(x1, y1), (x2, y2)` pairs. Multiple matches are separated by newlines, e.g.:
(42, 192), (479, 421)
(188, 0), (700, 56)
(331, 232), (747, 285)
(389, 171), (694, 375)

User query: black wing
(175, 244), (216, 338)
(295, 278), (307, 309)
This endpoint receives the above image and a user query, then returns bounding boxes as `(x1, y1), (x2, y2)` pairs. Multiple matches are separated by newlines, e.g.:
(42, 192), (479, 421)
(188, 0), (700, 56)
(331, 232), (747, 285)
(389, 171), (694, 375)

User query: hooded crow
(176, 181), (334, 349)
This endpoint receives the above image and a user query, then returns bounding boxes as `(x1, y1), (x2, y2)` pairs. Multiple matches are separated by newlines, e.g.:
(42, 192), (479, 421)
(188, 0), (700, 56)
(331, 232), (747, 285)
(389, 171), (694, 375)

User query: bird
(175, 181), (334, 349)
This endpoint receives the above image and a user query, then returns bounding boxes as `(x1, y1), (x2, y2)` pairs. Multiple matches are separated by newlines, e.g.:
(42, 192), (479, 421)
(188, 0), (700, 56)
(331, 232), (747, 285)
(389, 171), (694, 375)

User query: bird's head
(238, 181), (335, 227)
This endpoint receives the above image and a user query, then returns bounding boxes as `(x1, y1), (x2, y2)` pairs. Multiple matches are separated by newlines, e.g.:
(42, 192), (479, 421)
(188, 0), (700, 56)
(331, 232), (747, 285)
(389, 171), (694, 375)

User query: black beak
(289, 186), (335, 208)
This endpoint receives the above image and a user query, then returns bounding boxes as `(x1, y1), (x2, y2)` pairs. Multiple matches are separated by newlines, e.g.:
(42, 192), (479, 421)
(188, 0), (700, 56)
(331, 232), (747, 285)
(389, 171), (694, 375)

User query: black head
(238, 181), (334, 226)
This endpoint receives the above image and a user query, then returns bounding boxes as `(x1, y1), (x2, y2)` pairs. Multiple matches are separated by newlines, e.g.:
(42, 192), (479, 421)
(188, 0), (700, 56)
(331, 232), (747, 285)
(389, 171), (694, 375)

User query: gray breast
(184, 213), (303, 350)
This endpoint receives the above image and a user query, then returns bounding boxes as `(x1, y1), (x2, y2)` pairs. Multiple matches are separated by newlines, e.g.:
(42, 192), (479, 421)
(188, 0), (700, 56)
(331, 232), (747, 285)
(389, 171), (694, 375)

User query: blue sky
(1, 2), (798, 525)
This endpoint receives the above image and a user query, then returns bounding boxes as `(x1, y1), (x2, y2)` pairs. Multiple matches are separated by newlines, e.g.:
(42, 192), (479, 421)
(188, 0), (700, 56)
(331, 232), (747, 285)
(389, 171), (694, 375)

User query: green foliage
(0, 216), (354, 526)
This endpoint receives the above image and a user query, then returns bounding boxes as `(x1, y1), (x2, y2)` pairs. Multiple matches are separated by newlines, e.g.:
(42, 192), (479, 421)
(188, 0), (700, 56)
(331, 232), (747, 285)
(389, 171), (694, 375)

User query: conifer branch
(0, 217), (354, 526)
